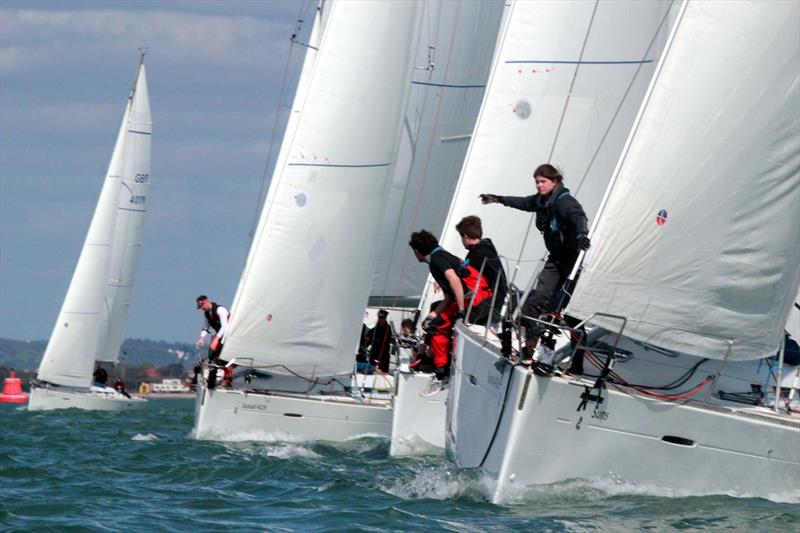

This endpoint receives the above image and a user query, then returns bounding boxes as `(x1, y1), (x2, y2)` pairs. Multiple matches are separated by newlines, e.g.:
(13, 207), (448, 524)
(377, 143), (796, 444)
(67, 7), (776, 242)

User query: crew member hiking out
(481, 163), (590, 374)
(409, 230), (491, 379)
(455, 215), (507, 327)
(195, 295), (230, 389)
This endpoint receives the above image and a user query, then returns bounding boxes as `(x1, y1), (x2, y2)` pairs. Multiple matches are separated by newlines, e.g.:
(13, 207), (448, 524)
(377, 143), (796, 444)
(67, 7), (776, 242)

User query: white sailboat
(376, 0), (506, 456)
(447, 0), (799, 502)
(192, 0), (420, 442)
(392, 0), (678, 454)
(29, 54), (152, 411)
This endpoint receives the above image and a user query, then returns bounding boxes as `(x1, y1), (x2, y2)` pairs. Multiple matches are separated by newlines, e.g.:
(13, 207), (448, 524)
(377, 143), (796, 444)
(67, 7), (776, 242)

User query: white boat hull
(28, 385), (146, 412)
(390, 371), (447, 456)
(193, 382), (392, 442)
(448, 322), (800, 503)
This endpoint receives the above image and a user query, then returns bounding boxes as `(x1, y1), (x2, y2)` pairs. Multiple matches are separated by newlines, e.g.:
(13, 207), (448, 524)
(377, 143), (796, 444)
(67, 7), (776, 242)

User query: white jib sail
(223, 0), (419, 377)
(568, 0), (800, 361)
(99, 62), (152, 364)
(37, 61), (150, 387)
(423, 0), (676, 312)
(369, 0), (505, 308)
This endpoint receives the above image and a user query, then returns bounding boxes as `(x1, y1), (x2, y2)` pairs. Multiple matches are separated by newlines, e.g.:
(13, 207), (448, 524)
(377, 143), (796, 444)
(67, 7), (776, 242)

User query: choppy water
(1, 399), (798, 531)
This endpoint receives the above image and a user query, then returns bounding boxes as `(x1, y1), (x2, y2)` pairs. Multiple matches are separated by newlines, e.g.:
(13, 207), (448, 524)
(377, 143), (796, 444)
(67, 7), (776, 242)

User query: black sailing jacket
(497, 183), (589, 261)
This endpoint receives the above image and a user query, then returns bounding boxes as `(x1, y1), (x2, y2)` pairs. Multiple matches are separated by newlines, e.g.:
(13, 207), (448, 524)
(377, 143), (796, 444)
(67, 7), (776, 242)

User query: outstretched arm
(481, 193), (537, 212)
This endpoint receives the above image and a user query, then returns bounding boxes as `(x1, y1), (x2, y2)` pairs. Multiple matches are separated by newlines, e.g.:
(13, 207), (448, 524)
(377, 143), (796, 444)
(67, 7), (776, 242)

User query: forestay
(223, 1), (419, 377)
(568, 0), (800, 361)
(426, 0), (675, 312)
(369, 0), (505, 308)
(38, 60), (152, 387)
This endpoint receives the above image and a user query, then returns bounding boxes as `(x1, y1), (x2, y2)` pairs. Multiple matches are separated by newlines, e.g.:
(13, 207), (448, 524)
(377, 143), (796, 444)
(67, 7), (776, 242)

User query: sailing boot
(533, 330), (557, 376)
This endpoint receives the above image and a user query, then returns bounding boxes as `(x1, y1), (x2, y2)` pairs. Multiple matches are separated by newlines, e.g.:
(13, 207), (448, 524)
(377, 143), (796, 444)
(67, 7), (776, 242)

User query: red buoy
(0, 371), (29, 404)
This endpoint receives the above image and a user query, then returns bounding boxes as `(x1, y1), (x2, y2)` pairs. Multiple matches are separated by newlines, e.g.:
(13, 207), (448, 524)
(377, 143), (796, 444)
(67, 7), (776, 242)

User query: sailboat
(391, 0), (679, 454)
(192, 1), (420, 442)
(28, 54), (151, 412)
(356, 0), (507, 455)
(446, 0), (799, 502)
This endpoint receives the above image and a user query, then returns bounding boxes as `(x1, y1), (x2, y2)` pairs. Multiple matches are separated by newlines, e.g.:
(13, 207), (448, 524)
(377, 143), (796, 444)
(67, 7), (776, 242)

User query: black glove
(577, 234), (591, 250)
(453, 309), (465, 322)
(479, 193), (501, 204)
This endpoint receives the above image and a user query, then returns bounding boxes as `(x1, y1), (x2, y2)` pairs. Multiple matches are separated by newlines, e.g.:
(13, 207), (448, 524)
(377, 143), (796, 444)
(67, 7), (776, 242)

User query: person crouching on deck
(409, 230), (491, 378)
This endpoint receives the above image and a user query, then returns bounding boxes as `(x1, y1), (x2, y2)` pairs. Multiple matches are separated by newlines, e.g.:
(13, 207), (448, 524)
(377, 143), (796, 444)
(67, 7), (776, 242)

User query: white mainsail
(100, 64), (152, 364)
(223, 1), (419, 377)
(37, 59), (152, 387)
(369, 0), (506, 308)
(425, 0), (675, 310)
(568, 0), (800, 361)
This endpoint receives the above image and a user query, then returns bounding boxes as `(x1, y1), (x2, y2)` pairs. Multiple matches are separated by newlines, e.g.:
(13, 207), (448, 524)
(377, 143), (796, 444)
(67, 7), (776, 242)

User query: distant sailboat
(192, 0), (419, 442)
(29, 54), (151, 412)
(447, 0), (799, 502)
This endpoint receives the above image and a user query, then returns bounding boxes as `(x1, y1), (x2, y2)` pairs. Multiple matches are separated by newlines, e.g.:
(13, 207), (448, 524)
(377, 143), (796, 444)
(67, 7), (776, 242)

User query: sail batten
(568, 0), (800, 361)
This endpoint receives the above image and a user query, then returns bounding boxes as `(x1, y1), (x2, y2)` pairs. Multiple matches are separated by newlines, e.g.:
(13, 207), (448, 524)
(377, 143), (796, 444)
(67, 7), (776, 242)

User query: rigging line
(247, 12), (308, 242)
(384, 2), (465, 306)
(511, 0), (600, 276)
(573, 3), (674, 195)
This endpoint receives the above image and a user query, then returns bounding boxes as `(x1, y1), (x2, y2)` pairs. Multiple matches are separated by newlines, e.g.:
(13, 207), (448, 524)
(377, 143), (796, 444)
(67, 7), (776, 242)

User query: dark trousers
(521, 255), (576, 341)
(206, 342), (226, 390)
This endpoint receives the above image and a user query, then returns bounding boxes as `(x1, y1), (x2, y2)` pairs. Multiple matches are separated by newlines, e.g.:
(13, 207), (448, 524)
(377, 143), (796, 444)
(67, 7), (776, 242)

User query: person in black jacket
(455, 215), (507, 326)
(368, 309), (394, 373)
(481, 163), (590, 361)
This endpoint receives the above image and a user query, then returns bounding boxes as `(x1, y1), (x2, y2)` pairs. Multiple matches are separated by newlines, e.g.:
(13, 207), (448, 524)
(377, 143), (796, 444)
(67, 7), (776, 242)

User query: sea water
(1, 399), (798, 531)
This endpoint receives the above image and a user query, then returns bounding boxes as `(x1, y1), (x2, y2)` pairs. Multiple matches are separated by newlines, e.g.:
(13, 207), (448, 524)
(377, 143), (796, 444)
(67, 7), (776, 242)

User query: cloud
(0, 8), (292, 75)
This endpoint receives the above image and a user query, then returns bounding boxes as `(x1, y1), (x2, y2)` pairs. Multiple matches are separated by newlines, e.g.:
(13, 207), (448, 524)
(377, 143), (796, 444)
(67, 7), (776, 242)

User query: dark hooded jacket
(465, 238), (507, 312)
(497, 183), (588, 261)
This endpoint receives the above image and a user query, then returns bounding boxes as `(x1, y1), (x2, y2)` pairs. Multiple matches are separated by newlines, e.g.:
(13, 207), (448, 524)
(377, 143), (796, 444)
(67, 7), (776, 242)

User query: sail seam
(287, 162), (391, 168)
(505, 60), (653, 65)
(411, 81), (485, 88)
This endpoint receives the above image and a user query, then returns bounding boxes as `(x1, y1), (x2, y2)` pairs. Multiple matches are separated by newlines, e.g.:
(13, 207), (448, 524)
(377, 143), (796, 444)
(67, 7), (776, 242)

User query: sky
(0, 0), (316, 342)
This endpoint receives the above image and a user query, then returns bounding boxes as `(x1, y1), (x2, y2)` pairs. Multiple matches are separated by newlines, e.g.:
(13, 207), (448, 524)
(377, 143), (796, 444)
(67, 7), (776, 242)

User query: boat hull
(448, 322), (800, 503)
(28, 386), (146, 412)
(389, 370), (447, 455)
(193, 383), (393, 442)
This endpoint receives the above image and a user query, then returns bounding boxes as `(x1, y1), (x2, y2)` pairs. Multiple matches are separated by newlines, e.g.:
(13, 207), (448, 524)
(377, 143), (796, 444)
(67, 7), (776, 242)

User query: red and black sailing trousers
(429, 266), (492, 369)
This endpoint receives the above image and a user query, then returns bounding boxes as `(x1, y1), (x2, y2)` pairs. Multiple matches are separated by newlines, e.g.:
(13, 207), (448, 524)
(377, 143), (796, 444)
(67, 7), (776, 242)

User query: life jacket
(462, 263), (492, 304)
(429, 247), (490, 304)
(204, 302), (222, 333)
(534, 186), (571, 237)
